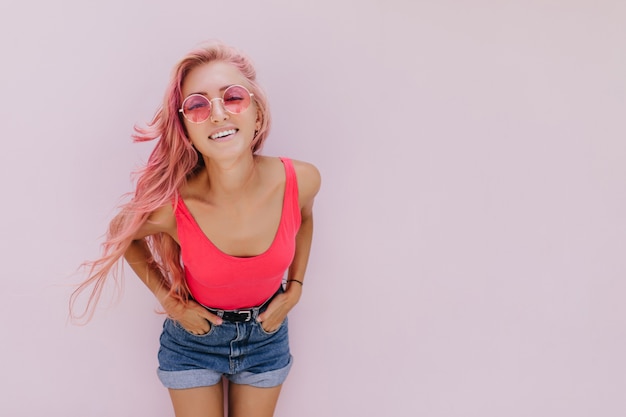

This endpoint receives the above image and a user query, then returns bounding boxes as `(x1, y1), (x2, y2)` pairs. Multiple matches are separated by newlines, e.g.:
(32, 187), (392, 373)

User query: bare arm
(121, 204), (223, 333)
(283, 196), (315, 303)
(257, 160), (321, 330)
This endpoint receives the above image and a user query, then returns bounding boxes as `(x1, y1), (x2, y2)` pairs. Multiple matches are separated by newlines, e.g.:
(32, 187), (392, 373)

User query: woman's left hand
(257, 286), (301, 333)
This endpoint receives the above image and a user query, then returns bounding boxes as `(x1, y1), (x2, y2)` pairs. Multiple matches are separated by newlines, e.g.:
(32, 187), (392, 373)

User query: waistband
(200, 286), (283, 323)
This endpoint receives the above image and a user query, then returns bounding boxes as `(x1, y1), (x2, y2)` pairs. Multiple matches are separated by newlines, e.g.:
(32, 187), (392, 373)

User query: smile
(210, 129), (238, 140)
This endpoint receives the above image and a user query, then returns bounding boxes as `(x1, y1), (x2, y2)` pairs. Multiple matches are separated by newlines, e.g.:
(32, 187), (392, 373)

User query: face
(180, 61), (261, 161)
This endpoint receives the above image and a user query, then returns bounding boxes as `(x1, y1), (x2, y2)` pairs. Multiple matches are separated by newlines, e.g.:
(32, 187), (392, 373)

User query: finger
(259, 314), (281, 330)
(179, 324), (202, 335)
(258, 307), (283, 323)
(257, 305), (278, 323)
(197, 309), (223, 326)
(257, 294), (286, 322)
(193, 326), (210, 335)
(184, 320), (211, 335)
(186, 302), (223, 326)
(256, 311), (266, 323)
(262, 322), (279, 333)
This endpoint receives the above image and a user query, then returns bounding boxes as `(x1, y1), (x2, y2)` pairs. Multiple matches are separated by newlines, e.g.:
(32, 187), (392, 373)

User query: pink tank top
(174, 157), (301, 310)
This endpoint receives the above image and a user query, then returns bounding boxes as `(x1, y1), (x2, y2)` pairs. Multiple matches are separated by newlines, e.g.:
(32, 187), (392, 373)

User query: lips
(210, 128), (238, 140)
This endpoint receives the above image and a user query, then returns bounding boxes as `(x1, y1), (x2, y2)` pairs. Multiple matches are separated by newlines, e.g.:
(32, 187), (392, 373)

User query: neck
(202, 153), (259, 197)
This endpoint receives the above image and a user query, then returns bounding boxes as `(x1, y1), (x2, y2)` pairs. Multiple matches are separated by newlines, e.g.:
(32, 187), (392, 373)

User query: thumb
(198, 309), (223, 326)
(257, 303), (277, 323)
(256, 311), (266, 323)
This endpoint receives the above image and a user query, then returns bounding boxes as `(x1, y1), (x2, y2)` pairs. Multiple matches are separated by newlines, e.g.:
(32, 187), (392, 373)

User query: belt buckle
(238, 310), (252, 322)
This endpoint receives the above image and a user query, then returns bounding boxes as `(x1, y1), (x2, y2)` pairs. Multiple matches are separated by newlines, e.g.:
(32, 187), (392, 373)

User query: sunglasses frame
(178, 84), (254, 124)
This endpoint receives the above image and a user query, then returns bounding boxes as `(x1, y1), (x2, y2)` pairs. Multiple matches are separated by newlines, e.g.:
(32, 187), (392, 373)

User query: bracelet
(288, 279), (303, 286)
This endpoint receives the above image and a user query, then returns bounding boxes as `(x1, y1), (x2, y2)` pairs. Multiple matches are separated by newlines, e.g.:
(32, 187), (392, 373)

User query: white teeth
(210, 129), (237, 139)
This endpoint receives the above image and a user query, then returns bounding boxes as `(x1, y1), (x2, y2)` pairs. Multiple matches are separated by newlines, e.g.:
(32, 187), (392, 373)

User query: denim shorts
(156, 293), (292, 389)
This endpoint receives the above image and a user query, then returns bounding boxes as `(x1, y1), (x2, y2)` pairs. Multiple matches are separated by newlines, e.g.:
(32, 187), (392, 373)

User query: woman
(71, 41), (321, 417)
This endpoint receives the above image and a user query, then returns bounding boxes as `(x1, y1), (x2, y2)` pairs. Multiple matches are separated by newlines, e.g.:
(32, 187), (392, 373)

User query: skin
(121, 61), (321, 417)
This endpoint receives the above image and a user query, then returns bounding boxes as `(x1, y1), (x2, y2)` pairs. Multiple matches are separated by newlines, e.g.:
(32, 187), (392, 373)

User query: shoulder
(257, 155), (320, 186)
(290, 159), (321, 190)
(149, 202), (177, 226)
(289, 158), (321, 208)
(257, 155), (321, 206)
(130, 202), (178, 240)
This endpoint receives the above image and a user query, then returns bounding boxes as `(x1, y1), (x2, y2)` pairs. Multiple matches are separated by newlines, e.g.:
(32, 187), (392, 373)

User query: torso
(148, 154), (315, 251)
(138, 154), (318, 309)
(178, 155), (289, 257)
(171, 156), (302, 309)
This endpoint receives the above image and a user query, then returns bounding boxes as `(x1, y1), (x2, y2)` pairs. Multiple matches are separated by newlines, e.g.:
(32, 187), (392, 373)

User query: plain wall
(1, 1), (625, 416)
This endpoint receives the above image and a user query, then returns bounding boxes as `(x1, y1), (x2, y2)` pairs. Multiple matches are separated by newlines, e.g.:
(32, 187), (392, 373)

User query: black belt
(203, 287), (281, 323)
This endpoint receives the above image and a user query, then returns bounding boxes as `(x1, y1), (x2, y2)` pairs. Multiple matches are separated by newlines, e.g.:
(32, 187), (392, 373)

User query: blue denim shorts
(157, 294), (292, 389)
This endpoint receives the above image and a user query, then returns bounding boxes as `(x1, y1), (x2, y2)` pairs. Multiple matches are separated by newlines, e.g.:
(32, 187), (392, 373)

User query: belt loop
(251, 307), (261, 320)
(216, 310), (224, 319)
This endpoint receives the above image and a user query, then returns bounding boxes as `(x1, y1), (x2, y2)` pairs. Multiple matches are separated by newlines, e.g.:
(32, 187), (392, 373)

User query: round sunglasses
(179, 84), (254, 123)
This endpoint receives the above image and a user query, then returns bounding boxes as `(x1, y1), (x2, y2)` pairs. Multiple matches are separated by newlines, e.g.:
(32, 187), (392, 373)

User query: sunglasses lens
(223, 85), (251, 114)
(182, 95), (211, 123)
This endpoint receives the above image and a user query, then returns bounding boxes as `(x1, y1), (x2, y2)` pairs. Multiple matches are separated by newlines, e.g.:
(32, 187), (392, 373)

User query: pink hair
(70, 41), (272, 322)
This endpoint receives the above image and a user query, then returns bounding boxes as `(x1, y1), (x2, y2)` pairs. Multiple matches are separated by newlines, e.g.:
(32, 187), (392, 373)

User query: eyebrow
(187, 84), (234, 97)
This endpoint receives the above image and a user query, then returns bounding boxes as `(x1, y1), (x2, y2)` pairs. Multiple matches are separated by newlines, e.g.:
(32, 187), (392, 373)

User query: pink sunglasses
(179, 85), (254, 123)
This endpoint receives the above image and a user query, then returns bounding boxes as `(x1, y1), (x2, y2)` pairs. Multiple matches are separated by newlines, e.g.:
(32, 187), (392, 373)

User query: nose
(210, 98), (229, 123)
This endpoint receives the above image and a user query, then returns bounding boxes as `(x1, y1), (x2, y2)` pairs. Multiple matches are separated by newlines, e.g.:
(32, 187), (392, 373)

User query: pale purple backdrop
(1, 1), (625, 416)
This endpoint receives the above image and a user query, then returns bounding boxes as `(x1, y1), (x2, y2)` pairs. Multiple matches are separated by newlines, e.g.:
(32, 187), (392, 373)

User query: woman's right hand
(163, 298), (223, 335)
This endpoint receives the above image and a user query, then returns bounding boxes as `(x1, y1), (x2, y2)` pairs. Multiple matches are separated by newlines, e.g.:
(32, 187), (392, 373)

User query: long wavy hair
(70, 41), (272, 322)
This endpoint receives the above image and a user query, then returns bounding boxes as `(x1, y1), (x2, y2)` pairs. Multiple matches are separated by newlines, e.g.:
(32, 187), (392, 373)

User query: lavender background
(1, 1), (625, 416)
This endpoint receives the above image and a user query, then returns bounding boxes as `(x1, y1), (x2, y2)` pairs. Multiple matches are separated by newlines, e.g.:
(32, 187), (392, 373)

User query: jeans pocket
(258, 316), (288, 336)
(171, 318), (215, 337)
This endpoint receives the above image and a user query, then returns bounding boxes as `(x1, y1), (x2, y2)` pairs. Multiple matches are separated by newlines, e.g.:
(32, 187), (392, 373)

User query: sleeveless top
(174, 157), (301, 310)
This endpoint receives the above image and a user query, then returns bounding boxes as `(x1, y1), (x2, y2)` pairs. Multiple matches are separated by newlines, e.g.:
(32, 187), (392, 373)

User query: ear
(255, 108), (262, 131)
